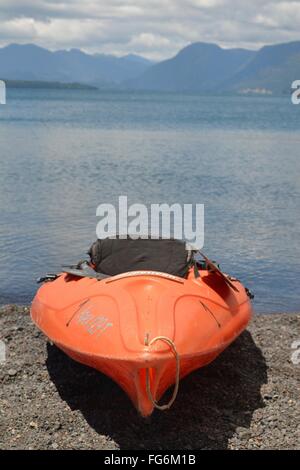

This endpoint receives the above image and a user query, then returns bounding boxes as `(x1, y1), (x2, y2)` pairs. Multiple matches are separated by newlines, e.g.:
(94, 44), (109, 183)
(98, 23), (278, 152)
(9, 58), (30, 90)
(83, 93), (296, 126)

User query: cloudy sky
(0, 0), (300, 60)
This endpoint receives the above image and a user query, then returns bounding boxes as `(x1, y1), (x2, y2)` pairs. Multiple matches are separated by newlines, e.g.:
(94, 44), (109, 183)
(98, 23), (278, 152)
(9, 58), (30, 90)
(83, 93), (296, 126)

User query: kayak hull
(31, 269), (252, 416)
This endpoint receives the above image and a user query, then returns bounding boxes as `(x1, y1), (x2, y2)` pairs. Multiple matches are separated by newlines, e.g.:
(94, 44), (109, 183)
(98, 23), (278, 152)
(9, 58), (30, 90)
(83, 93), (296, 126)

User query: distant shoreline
(1, 83), (289, 96)
(2, 79), (98, 90)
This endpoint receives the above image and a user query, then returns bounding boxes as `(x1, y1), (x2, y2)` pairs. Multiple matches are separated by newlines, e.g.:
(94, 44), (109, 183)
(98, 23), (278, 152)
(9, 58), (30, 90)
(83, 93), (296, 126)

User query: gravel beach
(0, 305), (299, 450)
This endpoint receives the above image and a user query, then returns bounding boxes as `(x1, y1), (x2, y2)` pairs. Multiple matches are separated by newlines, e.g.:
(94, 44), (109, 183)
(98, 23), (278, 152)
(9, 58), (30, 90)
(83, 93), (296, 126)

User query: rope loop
(145, 336), (180, 411)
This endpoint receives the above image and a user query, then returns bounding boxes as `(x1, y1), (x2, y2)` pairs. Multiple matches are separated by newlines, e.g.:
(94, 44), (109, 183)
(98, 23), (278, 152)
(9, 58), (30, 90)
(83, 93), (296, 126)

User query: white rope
(145, 336), (180, 411)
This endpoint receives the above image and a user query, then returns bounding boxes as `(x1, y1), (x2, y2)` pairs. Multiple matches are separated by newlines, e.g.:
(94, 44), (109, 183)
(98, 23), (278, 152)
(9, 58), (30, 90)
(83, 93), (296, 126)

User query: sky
(0, 0), (300, 60)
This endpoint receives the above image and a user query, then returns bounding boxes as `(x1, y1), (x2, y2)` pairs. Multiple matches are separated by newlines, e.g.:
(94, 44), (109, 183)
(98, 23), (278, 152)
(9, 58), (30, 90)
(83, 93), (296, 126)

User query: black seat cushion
(88, 237), (190, 278)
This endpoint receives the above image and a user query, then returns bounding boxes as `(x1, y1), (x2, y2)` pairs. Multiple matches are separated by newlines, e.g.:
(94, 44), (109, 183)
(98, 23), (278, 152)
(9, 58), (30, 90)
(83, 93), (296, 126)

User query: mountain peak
(175, 41), (221, 57)
(121, 54), (153, 65)
(4, 43), (48, 52)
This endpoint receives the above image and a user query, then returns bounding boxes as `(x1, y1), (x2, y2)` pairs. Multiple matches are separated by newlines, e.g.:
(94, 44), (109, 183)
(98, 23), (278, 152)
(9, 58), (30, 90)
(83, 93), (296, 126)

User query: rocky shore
(0, 305), (299, 450)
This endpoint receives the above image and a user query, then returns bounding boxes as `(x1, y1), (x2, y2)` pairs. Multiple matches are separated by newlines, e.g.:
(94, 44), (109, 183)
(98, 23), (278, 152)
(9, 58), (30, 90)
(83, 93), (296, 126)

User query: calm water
(0, 89), (299, 313)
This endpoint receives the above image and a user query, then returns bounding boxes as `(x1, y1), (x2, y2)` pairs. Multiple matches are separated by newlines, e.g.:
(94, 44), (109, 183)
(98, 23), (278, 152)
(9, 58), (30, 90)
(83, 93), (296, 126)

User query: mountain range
(1, 41), (300, 94)
(0, 44), (153, 87)
(129, 41), (300, 94)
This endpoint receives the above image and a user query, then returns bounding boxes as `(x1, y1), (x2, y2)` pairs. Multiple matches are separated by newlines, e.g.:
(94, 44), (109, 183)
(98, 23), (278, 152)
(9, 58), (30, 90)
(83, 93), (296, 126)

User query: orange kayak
(31, 263), (252, 417)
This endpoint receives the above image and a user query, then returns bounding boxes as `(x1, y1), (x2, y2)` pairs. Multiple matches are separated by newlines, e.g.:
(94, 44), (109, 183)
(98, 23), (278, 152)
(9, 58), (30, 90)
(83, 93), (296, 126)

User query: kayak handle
(145, 336), (180, 411)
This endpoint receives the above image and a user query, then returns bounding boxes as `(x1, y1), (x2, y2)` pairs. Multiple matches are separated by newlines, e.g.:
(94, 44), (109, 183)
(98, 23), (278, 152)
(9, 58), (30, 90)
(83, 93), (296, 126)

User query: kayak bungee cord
(199, 300), (222, 328)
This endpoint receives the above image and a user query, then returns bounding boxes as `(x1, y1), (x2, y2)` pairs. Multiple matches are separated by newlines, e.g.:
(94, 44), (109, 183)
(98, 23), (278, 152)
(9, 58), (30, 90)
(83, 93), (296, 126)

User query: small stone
(51, 443), (59, 449)
(29, 421), (38, 429)
(8, 369), (17, 377)
(236, 427), (252, 439)
(53, 421), (62, 431)
(263, 394), (273, 400)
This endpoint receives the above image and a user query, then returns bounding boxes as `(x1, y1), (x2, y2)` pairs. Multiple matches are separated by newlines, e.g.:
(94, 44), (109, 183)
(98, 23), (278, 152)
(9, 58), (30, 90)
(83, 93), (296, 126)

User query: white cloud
(187, 0), (224, 8)
(129, 33), (171, 48)
(0, 0), (300, 59)
(1, 18), (38, 40)
(254, 15), (279, 28)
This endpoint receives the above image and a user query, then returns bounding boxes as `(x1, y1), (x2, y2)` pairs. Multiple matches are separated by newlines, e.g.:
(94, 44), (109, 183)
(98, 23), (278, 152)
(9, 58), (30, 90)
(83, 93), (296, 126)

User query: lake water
(0, 89), (299, 313)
